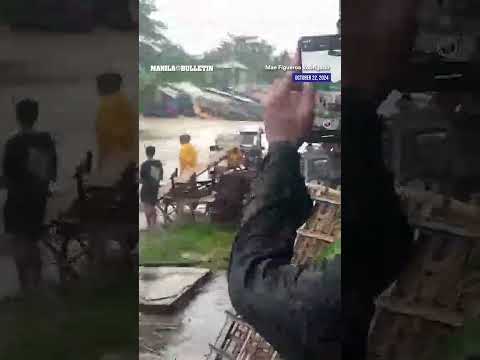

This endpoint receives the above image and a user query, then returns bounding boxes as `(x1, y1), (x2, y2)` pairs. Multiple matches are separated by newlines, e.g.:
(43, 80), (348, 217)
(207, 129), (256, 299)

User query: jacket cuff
(264, 141), (301, 175)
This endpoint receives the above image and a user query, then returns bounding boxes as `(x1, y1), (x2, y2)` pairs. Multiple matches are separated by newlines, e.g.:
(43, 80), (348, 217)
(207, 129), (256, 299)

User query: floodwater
(139, 115), (265, 181)
(140, 272), (232, 360)
(138, 115), (264, 229)
(138, 116), (261, 358)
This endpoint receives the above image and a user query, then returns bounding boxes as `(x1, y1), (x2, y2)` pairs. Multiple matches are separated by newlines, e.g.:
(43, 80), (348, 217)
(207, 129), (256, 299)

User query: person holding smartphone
(228, 1), (418, 358)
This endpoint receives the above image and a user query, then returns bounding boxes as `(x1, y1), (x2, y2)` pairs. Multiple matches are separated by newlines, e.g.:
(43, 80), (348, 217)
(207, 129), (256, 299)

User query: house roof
(215, 61), (248, 70)
(168, 82), (204, 97)
(157, 86), (179, 98)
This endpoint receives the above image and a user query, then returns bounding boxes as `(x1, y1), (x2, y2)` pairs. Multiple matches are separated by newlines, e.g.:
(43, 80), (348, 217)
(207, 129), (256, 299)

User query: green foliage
(313, 240), (341, 266)
(139, 1), (203, 109)
(140, 223), (236, 270)
(139, 0), (167, 69)
(138, 9), (290, 111)
(139, 0), (166, 42)
(203, 36), (286, 85)
(264, 50), (294, 83)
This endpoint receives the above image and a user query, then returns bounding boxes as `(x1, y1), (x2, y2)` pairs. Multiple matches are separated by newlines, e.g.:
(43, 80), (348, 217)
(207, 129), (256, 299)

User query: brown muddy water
(138, 115), (265, 229)
(139, 115), (265, 180)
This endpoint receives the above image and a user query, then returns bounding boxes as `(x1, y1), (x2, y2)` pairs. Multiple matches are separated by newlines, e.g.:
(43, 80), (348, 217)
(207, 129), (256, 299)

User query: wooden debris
(368, 309), (455, 360)
(194, 94), (262, 122)
(368, 188), (480, 359)
(292, 197), (341, 266)
(307, 182), (341, 204)
(397, 187), (480, 235)
(207, 184), (341, 359)
(207, 311), (279, 360)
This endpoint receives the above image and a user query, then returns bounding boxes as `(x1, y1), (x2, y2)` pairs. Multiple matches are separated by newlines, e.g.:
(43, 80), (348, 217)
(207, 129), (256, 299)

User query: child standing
(140, 146), (163, 228)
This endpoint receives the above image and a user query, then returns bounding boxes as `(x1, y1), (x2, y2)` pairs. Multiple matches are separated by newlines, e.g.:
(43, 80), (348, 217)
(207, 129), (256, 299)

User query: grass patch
(315, 239), (341, 263)
(1, 276), (138, 360)
(140, 223), (341, 270)
(140, 223), (237, 270)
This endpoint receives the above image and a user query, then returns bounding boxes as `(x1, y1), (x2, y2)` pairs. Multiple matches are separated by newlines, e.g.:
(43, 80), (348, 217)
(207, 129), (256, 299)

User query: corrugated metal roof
(204, 88), (256, 103)
(168, 82), (204, 97)
(197, 92), (229, 103)
(215, 61), (248, 70)
(156, 86), (179, 98)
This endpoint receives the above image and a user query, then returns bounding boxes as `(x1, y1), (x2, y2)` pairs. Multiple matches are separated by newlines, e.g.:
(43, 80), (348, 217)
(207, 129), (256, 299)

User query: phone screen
(299, 36), (341, 132)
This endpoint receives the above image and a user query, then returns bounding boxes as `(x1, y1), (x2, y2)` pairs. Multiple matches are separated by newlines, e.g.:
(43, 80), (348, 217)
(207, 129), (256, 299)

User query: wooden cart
(41, 153), (138, 287)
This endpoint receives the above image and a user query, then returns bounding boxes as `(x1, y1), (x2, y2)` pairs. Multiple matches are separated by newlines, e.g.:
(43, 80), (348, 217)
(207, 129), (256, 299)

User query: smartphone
(298, 35), (341, 143)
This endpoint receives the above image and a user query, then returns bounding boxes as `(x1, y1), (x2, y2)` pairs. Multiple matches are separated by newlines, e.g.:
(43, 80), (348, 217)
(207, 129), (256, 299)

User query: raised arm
(228, 142), (341, 359)
(228, 71), (341, 359)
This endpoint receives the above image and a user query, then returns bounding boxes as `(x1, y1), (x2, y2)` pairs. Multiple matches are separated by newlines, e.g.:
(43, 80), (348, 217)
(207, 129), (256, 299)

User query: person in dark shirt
(227, 2), (419, 358)
(2, 99), (57, 295)
(140, 146), (163, 228)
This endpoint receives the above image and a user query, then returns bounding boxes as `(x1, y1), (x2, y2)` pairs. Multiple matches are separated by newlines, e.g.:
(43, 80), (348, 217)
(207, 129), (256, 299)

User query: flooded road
(138, 115), (265, 229)
(139, 115), (265, 181)
(139, 116), (253, 358)
(140, 272), (231, 360)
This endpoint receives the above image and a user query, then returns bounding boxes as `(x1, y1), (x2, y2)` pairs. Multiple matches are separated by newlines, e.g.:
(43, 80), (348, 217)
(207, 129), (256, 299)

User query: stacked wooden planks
(368, 188), (480, 360)
(207, 183), (342, 360)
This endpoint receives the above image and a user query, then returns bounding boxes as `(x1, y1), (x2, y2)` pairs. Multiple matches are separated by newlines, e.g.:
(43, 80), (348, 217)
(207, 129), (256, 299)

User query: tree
(139, 1), (203, 110)
(203, 35), (280, 85)
(261, 50), (292, 84)
(139, 0), (167, 69)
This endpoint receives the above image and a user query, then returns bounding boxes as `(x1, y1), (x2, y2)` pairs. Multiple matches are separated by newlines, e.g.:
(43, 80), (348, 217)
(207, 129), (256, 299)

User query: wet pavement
(0, 219), (63, 299)
(139, 267), (211, 310)
(139, 271), (232, 360)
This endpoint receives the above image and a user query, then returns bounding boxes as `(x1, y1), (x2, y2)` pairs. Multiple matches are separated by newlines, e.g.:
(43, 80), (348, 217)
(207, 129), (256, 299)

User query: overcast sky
(153, 0), (339, 56)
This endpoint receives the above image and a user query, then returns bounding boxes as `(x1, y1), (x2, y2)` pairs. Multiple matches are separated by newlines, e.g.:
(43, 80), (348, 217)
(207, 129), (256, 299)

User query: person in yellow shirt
(95, 73), (137, 172)
(179, 134), (198, 175)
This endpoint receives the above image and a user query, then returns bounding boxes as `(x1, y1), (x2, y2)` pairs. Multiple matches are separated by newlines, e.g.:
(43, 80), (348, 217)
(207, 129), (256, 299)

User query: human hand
(262, 54), (315, 145)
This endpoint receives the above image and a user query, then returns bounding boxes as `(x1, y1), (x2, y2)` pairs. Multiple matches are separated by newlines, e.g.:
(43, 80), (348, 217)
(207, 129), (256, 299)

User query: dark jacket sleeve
(227, 142), (341, 360)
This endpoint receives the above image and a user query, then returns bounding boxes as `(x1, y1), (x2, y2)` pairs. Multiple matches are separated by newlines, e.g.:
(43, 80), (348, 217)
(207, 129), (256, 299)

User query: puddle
(140, 271), (232, 360)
